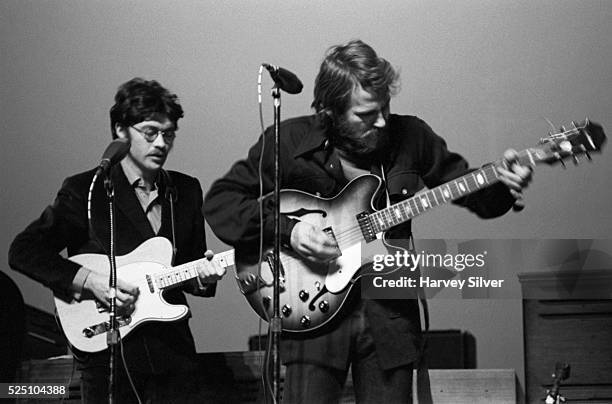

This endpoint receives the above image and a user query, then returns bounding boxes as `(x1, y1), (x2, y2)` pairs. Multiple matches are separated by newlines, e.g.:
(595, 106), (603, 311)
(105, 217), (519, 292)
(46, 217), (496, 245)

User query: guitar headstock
(534, 119), (606, 166)
(544, 362), (570, 403)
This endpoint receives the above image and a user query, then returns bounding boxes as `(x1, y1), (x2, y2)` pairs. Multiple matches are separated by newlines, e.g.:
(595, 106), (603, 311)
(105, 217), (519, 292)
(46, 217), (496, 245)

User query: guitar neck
(153, 249), (235, 290)
(370, 148), (543, 233)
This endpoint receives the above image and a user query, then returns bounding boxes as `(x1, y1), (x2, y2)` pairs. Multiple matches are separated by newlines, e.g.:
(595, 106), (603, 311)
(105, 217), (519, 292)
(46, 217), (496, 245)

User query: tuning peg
(585, 151), (592, 161)
(571, 121), (578, 129)
(554, 153), (567, 169)
(572, 154), (580, 165)
(585, 133), (596, 150)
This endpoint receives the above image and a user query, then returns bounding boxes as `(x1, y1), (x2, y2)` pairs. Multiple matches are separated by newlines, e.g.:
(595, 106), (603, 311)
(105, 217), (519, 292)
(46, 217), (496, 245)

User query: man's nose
(152, 133), (168, 148)
(373, 111), (386, 129)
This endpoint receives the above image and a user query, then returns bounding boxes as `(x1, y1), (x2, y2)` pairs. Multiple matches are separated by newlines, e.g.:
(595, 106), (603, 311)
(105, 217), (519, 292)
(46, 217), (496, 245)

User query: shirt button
(402, 188), (408, 195)
(329, 163), (334, 168)
(315, 192), (321, 197)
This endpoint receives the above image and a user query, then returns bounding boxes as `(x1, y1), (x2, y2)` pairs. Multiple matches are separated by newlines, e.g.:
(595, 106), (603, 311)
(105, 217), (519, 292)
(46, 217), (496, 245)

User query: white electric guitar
(54, 237), (235, 353)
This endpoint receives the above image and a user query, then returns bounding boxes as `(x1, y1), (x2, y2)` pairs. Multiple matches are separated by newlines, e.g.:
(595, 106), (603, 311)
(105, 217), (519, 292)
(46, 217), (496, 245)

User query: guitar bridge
(265, 252), (285, 285)
(82, 316), (132, 338)
(235, 272), (268, 295)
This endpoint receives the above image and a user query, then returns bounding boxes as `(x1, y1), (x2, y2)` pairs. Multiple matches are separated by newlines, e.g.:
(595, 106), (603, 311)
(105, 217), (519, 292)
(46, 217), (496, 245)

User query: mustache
(359, 128), (380, 138)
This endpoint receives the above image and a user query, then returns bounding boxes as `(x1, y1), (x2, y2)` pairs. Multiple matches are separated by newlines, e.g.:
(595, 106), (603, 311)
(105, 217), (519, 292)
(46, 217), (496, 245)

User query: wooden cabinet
(519, 270), (612, 403)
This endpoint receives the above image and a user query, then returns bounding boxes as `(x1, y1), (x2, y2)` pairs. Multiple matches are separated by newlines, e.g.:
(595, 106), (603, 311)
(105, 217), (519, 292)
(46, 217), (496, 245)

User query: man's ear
(115, 123), (128, 139)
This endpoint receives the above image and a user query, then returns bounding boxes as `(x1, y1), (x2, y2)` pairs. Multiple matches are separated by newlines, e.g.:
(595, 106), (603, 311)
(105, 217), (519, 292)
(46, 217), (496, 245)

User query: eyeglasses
(130, 125), (177, 143)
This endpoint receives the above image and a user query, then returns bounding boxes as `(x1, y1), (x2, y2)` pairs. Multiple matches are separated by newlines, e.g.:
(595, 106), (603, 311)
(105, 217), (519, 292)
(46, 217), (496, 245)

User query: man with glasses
(9, 78), (226, 403)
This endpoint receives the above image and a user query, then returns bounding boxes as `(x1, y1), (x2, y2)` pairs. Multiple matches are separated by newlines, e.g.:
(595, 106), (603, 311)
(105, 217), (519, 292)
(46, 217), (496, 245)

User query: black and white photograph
(1, 1), (610, 403)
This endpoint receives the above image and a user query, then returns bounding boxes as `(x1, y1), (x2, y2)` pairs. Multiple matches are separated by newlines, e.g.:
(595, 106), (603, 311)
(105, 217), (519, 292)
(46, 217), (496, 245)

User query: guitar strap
(380, 164), (433, 404)
(161, 169), (178, 260)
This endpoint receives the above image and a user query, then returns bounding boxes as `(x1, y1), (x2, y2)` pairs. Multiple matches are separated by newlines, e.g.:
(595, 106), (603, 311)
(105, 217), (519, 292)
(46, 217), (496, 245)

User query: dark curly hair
(312, 40), (399, 122)
(109, 78), (184, 139)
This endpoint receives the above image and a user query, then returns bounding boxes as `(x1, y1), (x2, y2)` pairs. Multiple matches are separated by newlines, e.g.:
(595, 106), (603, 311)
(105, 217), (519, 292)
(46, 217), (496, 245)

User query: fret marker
(458, 183), (466, 192)
(443, 189), (450, 198)
(421, 197), (428, 208)
(394, 208), (401, 219)
(476, 173), (485, 185)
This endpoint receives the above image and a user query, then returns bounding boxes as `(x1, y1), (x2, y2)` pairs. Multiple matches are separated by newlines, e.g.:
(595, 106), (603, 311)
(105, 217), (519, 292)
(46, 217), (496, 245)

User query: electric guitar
(55, 237), (235, 353)
(234, 119), (606, 333)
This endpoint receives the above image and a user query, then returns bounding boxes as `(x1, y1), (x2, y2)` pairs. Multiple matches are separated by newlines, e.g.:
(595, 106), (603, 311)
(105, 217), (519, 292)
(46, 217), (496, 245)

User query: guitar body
(236, 174), (406, 333)
(54, 237), (189, 353)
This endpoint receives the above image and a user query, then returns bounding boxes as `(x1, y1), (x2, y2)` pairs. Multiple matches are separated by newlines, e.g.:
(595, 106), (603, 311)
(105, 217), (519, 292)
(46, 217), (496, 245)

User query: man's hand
(196, 250), (227, 283)
(497, 149), (534, 211)
(290, 221), (340, 263)
(83, 272), (140, 316)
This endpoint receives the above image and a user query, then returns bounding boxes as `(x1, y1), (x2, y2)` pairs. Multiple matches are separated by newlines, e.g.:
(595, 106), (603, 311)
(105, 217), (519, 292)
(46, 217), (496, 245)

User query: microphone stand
(103, 174), (120, 404)
(271, 85), (282, 403)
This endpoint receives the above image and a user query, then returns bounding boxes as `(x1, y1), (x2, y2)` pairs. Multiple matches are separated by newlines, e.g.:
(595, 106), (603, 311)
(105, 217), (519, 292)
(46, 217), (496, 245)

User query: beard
(329, 116), (390, 161)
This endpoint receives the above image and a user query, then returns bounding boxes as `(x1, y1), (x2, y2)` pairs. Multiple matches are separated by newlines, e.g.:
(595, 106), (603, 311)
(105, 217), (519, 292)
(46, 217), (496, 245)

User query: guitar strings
(328, 163), (502, 245)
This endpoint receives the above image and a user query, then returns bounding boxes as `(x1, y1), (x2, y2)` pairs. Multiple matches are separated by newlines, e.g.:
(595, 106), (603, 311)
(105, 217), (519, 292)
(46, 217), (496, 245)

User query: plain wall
(2, 0), (611, 396)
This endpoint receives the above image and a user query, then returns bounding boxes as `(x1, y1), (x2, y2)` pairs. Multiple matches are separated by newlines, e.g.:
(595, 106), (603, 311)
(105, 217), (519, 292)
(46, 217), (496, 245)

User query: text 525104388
(0, 383), (68, 398)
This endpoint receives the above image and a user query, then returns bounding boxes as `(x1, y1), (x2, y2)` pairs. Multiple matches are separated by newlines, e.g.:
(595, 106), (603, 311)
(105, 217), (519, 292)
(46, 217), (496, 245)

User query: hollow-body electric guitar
(234, 120), (606, 333)
(55, 237), (235, 352)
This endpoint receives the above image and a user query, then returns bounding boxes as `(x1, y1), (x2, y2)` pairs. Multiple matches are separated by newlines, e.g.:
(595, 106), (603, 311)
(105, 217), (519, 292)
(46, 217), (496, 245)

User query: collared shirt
(121, 160), (162, 235)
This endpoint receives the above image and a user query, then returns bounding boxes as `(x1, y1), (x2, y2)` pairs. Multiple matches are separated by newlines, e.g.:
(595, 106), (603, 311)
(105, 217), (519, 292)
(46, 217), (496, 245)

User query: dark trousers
(282, 303), (414, 404)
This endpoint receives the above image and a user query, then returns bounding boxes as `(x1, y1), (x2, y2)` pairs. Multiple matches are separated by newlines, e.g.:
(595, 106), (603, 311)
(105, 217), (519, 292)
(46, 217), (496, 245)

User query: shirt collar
(292, 114), (330, 158)
(120, 160), (159, 190)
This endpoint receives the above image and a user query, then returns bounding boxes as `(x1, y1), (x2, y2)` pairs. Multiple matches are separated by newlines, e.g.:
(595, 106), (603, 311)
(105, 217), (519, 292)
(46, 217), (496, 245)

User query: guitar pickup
(95, 301), (108, 313)
(146, 274), (155, 293)
(356, 212), (376, 242)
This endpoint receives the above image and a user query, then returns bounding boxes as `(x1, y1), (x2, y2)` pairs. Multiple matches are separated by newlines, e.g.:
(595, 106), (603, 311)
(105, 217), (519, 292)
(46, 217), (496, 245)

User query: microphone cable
(257, 63), (277, 404)
(87, 171), (143, 404)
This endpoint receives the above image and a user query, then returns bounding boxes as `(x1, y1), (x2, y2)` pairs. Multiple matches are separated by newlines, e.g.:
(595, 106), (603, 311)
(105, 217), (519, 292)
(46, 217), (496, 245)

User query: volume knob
(282, 305), (292, 317)
(300, 315), (311, 328)
(319, 301), (330, 313)
(299, 290), (309, 301)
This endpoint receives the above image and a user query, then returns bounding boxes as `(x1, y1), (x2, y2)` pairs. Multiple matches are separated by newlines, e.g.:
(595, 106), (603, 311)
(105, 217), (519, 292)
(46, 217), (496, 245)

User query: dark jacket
(9, 164), (214, 373)
(204, 114), (514, 369)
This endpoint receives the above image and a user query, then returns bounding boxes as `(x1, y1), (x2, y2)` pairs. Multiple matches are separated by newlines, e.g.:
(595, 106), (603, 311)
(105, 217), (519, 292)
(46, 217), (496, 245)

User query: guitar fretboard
(154, 249), (235, 289)
(369, 149), (542, 234)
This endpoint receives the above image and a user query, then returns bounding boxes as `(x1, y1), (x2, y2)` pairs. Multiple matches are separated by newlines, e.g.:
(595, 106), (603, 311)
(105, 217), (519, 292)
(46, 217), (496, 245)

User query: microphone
(95, 138), (130, 176)
(262, 63), (303, 94)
